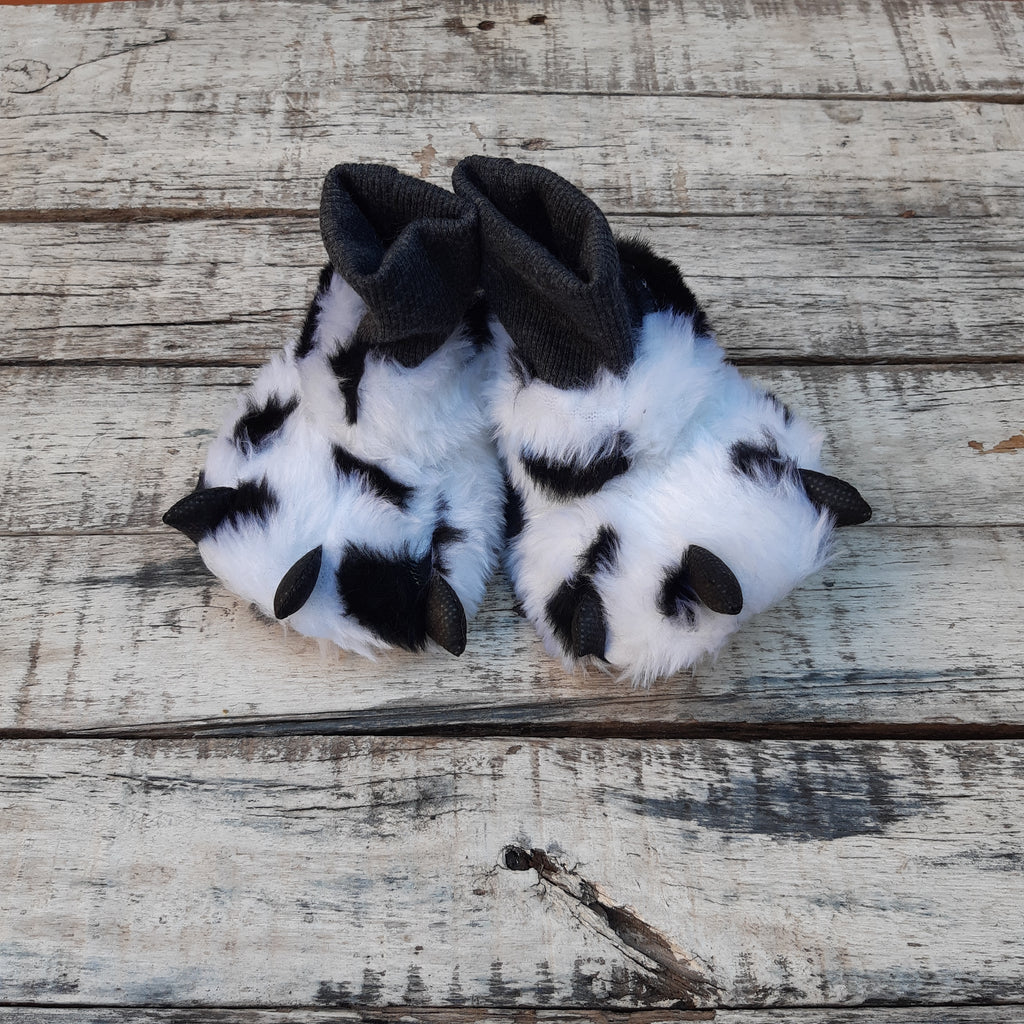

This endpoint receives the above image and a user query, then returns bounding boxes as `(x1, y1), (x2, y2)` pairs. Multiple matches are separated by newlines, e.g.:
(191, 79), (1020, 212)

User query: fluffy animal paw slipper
(164, 164), (504, 658)
(453, 156), (870, 682)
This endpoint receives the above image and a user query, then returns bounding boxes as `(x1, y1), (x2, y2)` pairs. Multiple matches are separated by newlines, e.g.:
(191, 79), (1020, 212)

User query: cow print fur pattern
(489, 237), (870, 684)
(164, 264), (504, 658)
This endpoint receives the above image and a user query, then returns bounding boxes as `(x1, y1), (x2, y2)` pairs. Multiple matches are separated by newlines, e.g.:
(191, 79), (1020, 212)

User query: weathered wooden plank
(3, 1012), (1023, 1024)
(3, 93), (1022, 216)
(2, 738), (1023, 1006)
(4, 215), (1023, 364)
(3, 0), (1022, 102)
(1, 364), (1020, 533)
(3, 529), (1021, 734)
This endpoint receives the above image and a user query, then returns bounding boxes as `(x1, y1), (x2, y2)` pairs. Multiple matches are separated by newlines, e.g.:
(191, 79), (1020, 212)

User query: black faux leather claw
(687, 545), (744, 615)
(162, 487), (238, 543)
(425, 573), (467, 657)
(571, 590), (608, 659)
(274, 545), (323, 620)
(660, 546), (744, 619)
(798, 469), (872, 526)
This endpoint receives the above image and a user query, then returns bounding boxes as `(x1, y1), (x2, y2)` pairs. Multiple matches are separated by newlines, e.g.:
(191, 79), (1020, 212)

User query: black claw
(425, 573), (467, 657)
(162, 486), (238, 543)
(799, 469), (872, 526)
(660, 546), (743, 619)
(687, 545), (743, 615)
(273, 545), (323, 620)
(571, 590), (607, 659)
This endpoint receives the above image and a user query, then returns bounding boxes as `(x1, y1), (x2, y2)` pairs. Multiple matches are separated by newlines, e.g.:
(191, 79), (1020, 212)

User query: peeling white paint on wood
(1, 364), (1020, 533)
(3, 216), (1023, 364)
(2, 530), (1021, 734)
(3, 93), (1023, 216)
(3, 0), (1022, 101)
(2, 739), (1023, 1007)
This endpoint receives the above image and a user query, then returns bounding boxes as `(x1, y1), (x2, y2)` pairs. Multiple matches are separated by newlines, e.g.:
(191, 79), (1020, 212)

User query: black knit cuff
(320, 164), (480, 366)
(452, 156), (637, 387)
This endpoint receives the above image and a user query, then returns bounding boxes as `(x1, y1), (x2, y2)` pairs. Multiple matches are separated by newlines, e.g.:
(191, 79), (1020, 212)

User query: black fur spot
(730, 437), (788, 483)
(332, 446), (414, 509)
(461, 293), (492, 350)
(503, 476), (525, 539)
(295, 263), (335, 359)
(580, 525), (620, 576)
(195, 469), (206, 490)
(765, 391), (794, 425)
(328, 341), (370, 425)
(227, 477), (279, 529)
(336, 544), (431, 651)
(431, 515), (467, 577)
(233, 394), (299, 452)
(616, 235), (711, 335)
(521, 434), (630, 500)
(545, 527), (619, 658)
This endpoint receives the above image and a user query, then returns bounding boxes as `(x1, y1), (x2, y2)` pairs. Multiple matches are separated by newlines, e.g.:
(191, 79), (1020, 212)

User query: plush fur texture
(167, 271), (504, 659)
(491, 308), (844, 684)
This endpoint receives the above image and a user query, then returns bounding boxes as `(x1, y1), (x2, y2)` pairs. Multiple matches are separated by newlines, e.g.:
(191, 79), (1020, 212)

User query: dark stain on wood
(488, 960), (523, 1001)
(358, 968), (385, 1003)
(79, 551), (210, 591)
(314, 980), (353, 1005)
(403, 965), (427, 1003)
(629, 744), (931, 841)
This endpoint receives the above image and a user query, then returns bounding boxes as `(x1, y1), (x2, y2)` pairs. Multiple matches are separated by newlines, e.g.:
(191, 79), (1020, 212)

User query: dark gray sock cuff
(452, 156), (637, 387)
(320, 164), (480, 366)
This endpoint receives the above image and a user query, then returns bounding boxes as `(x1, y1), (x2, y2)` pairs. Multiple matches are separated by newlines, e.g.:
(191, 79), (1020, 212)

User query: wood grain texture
(3, 0), (1022, 101)
(1, 364), (1020, 534)
(2, 738), (1023, 1006)
(3, 92), (1023, 216)
(4, 215), (1024, 364)
(4, 1013), (1024, 1024)
(3, 529), (1021, 734)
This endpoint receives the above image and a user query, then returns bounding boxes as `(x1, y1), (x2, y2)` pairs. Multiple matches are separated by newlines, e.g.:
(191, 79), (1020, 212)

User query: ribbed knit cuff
(452, 156), (637, 388)
(320, 164), (480, 366)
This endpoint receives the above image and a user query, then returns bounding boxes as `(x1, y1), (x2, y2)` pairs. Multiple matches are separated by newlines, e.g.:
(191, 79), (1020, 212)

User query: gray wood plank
(3, 1012), (1023, 1024)
(3, 529), (1021, 734)
(4, 215), (1023, 364)
(2, 738), (1023, 1006)
(3, 0), (1022, 101)
(0, 364), (1019, 534)
(3, 93), (1022, 216)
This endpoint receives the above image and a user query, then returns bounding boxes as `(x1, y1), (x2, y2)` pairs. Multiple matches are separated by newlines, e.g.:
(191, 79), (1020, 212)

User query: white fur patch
(496, 309), (842, 683)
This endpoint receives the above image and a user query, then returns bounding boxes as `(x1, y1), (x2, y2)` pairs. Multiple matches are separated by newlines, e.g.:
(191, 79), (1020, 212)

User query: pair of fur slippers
(164, 157), (870, 683)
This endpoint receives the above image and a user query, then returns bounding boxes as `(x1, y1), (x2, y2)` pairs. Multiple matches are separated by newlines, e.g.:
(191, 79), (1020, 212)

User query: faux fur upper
(168, 267), (504, 658)
(493, 306), (844, 684)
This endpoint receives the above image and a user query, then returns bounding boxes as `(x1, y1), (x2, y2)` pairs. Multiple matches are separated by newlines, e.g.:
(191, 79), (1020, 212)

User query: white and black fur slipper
(164, 164), (504, 658)
(453, 156), (871, 683)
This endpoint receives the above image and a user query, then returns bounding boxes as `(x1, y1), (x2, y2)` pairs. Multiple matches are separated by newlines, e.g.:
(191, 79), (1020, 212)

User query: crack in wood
(503, 845), (718, 1007)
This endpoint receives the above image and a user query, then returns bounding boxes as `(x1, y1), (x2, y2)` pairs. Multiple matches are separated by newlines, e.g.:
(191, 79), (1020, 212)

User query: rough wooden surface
(3, 738), (1023, 1007)
(2, 364), (1021, 534)
(4, 216), (1023, 364)
(3, 530), (1022, 735)
(4, 1013), (1024, 1024)
(3, 1011), (1024, 1024)
(5, 0), (1023, 100)
(3, 0), (1023, 1016)
(5, 91), (1023, 216)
